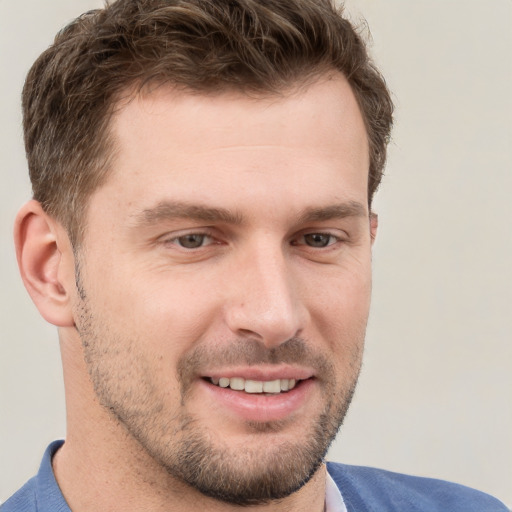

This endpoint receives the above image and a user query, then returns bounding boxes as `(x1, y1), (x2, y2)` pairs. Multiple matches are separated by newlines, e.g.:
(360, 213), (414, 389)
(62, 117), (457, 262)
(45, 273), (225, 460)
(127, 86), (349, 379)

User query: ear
(370, 212), (378, 245)
(14, 200), (76, 327)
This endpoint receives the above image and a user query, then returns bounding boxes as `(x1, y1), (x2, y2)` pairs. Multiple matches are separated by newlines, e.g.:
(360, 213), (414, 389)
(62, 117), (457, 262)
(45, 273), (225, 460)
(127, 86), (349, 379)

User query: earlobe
(14, 200), (76, 327)
(370, 212), (378, 244)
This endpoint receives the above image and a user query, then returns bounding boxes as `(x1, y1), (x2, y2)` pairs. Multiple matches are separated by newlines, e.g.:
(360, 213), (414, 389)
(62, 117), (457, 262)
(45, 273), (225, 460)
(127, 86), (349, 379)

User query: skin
(15, 73), (377, 512)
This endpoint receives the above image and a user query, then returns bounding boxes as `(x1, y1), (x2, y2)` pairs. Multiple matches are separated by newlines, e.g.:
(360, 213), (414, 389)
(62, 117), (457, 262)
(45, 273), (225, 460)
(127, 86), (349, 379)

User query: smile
(209, 377), (299, 394)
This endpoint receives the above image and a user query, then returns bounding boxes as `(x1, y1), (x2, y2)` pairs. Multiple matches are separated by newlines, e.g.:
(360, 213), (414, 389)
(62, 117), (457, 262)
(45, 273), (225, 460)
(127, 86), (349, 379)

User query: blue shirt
(1, 441), (70, 512)
(2, 440), (508, 511)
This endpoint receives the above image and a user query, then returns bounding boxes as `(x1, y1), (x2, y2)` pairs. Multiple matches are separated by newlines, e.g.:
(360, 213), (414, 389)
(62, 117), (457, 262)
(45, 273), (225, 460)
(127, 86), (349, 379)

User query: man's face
(72, 75), (373, 505)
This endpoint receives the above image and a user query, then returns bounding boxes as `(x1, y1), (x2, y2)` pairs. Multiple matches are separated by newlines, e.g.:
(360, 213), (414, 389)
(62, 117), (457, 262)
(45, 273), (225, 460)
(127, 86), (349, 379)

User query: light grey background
(1, 0), (511, 506)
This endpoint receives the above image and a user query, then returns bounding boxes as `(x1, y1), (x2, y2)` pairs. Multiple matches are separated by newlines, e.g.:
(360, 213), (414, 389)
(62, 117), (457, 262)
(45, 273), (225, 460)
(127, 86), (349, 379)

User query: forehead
(113, 74), (368, 156)
(91, 74), (370, 224)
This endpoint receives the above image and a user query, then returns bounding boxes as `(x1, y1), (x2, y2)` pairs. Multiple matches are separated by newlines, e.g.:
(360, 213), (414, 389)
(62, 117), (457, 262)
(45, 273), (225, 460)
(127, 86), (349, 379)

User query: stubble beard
(74, 272), (363, 506)
(156, 387), (357, 506)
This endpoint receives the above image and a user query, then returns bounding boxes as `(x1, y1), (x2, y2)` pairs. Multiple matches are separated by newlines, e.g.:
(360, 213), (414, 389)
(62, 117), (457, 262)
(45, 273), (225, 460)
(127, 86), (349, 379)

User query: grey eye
(176, 234), (208, 248)
(303, 233), (333, 247)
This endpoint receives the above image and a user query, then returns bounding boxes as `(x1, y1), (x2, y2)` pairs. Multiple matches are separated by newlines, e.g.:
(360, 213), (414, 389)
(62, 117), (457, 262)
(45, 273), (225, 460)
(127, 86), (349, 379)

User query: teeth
(229, 377), (245, 391)
(245, 380), (263, 393)
(262, 380), (281, 393)
(210, 377), (299, 393)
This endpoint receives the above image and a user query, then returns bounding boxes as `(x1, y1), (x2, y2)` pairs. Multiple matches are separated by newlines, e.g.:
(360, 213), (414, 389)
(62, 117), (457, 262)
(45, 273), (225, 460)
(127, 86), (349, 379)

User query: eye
(294, 233), (339, 248)
(304, 233), (336, 247)
(173, 233), (213, 249)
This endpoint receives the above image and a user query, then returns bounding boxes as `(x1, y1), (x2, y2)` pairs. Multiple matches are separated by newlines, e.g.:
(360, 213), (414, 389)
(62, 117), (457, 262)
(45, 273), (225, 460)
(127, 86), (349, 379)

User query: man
(2, 0), (508, 511)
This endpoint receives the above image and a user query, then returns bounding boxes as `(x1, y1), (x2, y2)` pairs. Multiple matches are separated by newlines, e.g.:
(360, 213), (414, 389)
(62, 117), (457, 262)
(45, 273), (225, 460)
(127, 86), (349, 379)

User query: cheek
(102, 270), (222, 353)
(305, 260), (372, 350)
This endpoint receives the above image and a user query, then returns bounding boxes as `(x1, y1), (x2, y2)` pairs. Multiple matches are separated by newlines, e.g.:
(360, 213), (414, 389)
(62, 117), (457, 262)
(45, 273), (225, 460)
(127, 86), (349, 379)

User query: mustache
(177, 337), (335, 392)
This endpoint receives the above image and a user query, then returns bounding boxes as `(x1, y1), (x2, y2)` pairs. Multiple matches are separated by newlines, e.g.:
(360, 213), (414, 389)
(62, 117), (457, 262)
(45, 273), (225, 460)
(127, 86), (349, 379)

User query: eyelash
(163, 231), (344, 250)
(292, 233), (341, 248)
(164, 232), (216, 249)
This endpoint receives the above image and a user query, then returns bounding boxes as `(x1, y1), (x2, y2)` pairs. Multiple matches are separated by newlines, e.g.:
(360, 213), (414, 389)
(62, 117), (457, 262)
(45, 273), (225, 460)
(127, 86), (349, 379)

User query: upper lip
(202, 365), (315, 382)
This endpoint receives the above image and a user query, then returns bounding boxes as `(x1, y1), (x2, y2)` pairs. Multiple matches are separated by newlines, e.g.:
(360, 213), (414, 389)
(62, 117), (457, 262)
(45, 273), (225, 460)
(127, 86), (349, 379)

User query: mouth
(206, 377), (299, 394)
(199, 372), (316, 423)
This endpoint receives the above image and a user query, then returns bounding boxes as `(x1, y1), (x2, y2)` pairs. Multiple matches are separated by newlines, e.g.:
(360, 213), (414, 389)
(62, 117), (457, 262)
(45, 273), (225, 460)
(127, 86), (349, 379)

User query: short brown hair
(22, 0), (393, 245)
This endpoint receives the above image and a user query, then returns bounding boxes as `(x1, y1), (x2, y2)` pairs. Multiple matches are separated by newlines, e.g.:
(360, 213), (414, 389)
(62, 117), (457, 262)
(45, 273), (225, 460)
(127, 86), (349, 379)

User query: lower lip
(199, 378), (316, 423)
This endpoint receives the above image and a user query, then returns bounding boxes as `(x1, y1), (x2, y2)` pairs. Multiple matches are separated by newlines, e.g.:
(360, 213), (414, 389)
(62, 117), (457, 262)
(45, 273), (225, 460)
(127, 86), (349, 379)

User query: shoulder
(326, 461), (509, 512)
(1, 478), (37, 512)
(1, 440), (68, 512)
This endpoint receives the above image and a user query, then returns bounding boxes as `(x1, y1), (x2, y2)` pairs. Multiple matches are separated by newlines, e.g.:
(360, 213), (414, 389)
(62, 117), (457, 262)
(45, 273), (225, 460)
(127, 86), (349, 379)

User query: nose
(224, 242), (308, 348)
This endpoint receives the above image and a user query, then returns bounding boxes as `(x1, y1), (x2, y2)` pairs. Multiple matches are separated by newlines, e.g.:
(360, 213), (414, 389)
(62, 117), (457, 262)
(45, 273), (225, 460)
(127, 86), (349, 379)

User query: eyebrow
(131, 199), (367, 228)
(296, 201), (367, 223)
(132, 201), (244, 227)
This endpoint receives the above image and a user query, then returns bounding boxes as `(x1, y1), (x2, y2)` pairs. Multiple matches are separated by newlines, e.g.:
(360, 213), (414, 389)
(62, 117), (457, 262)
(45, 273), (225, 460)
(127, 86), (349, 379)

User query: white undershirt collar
(325, 471), (347, 512)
